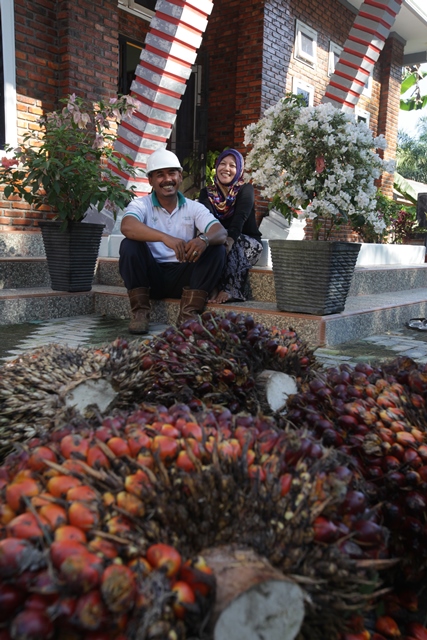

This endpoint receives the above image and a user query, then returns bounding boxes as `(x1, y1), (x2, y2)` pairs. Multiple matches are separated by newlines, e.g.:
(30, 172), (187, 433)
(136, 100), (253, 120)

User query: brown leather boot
(176, 287), (208, 325)
(128, 287), (150, 334)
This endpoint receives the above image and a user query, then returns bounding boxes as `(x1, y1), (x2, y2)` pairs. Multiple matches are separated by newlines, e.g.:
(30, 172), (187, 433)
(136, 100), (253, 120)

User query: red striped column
(112, 0), (214, 195)
(322, 0), (403, 112)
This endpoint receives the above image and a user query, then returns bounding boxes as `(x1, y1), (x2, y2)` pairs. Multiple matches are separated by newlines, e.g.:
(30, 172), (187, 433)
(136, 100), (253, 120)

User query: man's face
(148, 168), (183, 200)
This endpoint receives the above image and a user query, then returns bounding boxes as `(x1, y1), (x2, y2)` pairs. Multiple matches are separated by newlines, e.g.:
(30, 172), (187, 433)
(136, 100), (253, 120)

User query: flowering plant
(244, 94), (395, 240)
(0, 94), (139, 230)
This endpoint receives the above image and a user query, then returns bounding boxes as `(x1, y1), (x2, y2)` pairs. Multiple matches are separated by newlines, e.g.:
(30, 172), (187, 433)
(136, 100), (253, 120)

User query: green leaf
(401, 72), (418, 94)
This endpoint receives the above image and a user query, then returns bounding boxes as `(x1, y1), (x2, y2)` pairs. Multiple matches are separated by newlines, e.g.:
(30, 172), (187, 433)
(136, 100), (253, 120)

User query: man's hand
(163, 236), (187, 262)
(184, 237), (206, 263)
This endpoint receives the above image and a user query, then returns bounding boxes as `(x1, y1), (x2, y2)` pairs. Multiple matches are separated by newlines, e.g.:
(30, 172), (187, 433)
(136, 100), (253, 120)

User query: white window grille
(294, 20), (317, 66)
(118, 0), (156, 21)
(292, 77), (314, 106)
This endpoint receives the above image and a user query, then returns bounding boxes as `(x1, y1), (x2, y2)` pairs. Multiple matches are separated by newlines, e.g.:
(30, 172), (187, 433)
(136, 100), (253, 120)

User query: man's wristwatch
(198, 233), (210, 247)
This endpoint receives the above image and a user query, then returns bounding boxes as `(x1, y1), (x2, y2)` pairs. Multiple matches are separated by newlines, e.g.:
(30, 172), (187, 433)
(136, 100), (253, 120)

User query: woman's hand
(225, 237), (234, 254)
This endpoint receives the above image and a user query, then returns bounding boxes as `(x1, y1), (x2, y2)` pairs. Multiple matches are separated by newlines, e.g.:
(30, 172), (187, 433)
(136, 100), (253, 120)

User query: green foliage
(400, 65), (427, 111)
(0, 94), (140, 230)
(396, 117), (427, 184)
(182, 149), (221, 199)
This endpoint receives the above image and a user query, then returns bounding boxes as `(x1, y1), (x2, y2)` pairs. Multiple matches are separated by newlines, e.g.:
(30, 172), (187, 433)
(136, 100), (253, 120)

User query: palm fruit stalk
(0, 312), (317, 461)
(284, 357), (427, 580)
(0, 401), (392, 640)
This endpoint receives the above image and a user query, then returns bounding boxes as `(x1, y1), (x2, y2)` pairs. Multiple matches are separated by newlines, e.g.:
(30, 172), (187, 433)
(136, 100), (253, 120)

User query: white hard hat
(146, 148), (183, 175)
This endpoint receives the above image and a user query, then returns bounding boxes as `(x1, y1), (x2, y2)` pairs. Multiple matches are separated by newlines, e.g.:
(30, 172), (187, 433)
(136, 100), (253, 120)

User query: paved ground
(2, 313), (427, 368)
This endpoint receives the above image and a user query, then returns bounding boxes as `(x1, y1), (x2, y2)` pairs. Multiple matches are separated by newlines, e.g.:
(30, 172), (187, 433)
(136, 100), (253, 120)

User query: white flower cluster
(244, 97), (394, 235)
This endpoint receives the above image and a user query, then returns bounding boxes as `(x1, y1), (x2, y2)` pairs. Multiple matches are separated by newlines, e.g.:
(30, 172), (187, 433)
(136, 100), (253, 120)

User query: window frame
(328, 41), (343, 76)
(355, 107), (371, 127)
(0, 0), (17, 154)
(294, 20), (317, 67)
(118, 0), (155, 22)
(292, 77), (314, 107)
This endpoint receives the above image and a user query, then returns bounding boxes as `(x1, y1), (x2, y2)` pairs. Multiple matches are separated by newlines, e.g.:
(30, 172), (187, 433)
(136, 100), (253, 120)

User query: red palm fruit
(60, 553), (103, 593)
(0, 502), (15, 525)
(88, 537), (118, 560)
(342, 632), (371, 640)
(60, 434), (90, 460)
(128, 556), (152, 577)
(353, 520), (384, 545)
(0, 538), (44, 578)
(28, 447), (57, 472)
(100, 564), (136, 613)
(179, 557), (214, 597)
(182, 422), (203, 442)
(106, 515), (132, 535)
(176, 451), (196, 473)
(50, 540), (88, 569)
(151, 435), (180, 462)
(48, 596), (76, 619)
(25, 593), (57, 610)
(403, 450), (422, 469)
(6, 478), (40, 513)
(0, 584), (26, 622)
(106, 437), (131, 457)
(146, 543), (182, 578)
(73, 590), (107, 630)
(396, 589), (418, 612)
(67, 485), (97, 502)
(39, 504), (67, 530)
(257, 431), (279, 455)
(31, 569), (59, 595)
(7, 512), (49, 540)
(247, 465), (266, 481)
(160, 424), (180, 438)
(411, 428), (424, 443)
(136, 451), (155, 469)
(375, 615), (401, 637)
(234, 426), (257, 449)
(47, 475), (81, 498)
(124, 470), (150, 497)
(116, 491), (145, 517)
(171, 581), (196, 619)
(94, 425), (113, 443)
(341, 491), (366, 515)
(68, 501), (99, 531)
(54, 525), (87, 543)
(313, 517), (339, 543)
(61, 459), (86, 474)
(406, 622), (427, 640)
(10, 608), (54, 640)
(246, 449), (256, 466)
(395, 432), (416, 446)
(126, 432), (151, 457)
(86, 445), (110, 469)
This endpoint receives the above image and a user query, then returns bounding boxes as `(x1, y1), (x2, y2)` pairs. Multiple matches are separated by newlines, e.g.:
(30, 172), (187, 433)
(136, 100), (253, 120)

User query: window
(355, 107), (370, 126)
(118, 0), (156, 21)
(0, 0), (17, 153)
(328, 42), (342, 76)
(294, 20), (317, 66)
(292, 77), (314, 106)
(362, 73), (373, 98)
(118, 36), (143, 95)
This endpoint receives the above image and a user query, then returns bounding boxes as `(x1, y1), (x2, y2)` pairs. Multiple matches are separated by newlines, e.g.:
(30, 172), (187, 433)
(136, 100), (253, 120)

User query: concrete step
(2, 284), (427, 347)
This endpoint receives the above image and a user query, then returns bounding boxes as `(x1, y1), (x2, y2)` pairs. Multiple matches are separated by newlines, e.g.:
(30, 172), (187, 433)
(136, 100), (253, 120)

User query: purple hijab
(206, 149), (245, 220)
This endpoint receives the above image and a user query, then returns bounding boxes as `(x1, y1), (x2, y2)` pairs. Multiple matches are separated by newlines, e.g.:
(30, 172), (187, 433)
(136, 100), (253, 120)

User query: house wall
(0, 0), (403, 234)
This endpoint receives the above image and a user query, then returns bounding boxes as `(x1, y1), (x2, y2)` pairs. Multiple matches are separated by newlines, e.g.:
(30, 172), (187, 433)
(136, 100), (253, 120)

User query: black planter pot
(39, 220), (105, 292)
(269, 240), (361, 315)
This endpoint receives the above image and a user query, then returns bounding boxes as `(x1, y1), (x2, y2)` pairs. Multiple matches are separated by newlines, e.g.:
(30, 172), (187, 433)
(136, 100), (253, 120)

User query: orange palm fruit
(67, 485), (97, 502)
(47, 475), (81, 498)
(0, 502), (15, 525)
(28, 446), (57, 472)
(124, 470), (150, 497)
(60, 434), (90, 460)
(106, 515), (132, 535)
(126, 431), (151, 457)
(87, 445), (110, 469)
(151, 435), (180, 462)
(176, 451), (196, 473)
(54, 525), (87, 543)
(50, 540), (88, 569)
(73, 590), (107, 630)
(68, 501), (99, 531)
(106, 437), (131, 457)
(88, 536), (118, 560)
(406, 622), (427, 640)
(181, 422), (203, 441)
(146, 543), (181, 578)
(39, 503), (68, 529)
(6, 478), (40, 512)
(7, 512), (49, 540)
(116, 491), (145, 517)
(171, 581), (196, 619)
(59, 552), (103, 593)
(160, 424), (180, 438)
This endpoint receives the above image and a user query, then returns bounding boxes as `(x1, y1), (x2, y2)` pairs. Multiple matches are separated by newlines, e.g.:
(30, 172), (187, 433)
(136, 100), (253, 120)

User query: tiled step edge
(0, 288), (95, 325)
(0, 258), (50, 289)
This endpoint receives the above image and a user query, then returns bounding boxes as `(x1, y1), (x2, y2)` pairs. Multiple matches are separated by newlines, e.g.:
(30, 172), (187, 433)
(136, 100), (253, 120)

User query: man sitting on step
(119, 148), (227, 334)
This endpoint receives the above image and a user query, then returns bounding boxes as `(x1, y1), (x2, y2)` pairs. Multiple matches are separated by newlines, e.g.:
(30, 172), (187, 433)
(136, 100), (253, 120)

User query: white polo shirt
(122, 192), (219, 263)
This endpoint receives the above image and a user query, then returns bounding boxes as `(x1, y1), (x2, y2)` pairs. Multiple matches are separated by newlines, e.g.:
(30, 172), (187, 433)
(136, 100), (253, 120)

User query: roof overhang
(339, 0), (427, 64)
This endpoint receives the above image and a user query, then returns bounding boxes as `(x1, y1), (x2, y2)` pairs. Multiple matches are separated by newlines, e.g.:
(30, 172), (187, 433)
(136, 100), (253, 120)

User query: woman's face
(216, 155), (237, 186)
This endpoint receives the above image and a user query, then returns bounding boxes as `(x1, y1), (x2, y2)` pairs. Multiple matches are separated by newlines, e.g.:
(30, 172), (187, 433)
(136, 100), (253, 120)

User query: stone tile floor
(2, 313), (427, 368)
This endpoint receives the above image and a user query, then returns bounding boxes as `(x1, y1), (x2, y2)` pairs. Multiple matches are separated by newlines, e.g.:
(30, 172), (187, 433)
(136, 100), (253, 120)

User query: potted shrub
(244, 94), (395, 315)
(0, 94), (139, 291)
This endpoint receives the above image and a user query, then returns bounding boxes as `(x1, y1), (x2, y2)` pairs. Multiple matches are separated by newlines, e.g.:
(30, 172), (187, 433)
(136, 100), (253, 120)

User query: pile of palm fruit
(2, 312), (427, 639)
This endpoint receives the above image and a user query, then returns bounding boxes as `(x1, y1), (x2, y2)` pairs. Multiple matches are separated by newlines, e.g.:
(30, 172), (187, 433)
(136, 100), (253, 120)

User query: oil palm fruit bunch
(285, 358), (427, 579)
(0, 401), (391, 640)
(0, 312), (316, 461)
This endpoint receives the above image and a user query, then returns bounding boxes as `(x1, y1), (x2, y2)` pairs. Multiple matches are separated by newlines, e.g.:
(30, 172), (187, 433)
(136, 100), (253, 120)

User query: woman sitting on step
(198, 149), (263, 304)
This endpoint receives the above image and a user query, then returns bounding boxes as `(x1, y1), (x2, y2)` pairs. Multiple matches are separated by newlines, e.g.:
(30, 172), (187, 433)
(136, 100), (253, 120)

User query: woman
(198, 149), (262, 303)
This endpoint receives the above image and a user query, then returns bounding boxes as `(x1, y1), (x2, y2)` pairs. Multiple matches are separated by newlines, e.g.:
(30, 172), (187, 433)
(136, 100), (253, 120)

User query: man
(119, 148), (227, 334)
